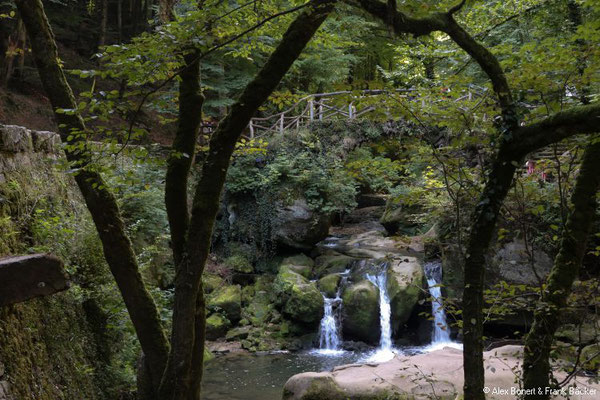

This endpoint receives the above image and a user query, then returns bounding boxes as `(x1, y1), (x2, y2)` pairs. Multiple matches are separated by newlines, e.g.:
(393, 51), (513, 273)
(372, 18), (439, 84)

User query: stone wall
(0, 125), (116, 400)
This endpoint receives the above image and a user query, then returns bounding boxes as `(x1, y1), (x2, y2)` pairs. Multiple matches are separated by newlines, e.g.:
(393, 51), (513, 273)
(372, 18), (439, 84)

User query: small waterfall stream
(364, 263), (396, 362)
(424, 261), (461, 351)
(314, 270), (349, 356)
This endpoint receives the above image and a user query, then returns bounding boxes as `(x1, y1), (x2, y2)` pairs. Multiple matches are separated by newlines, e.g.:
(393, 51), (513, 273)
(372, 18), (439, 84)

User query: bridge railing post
(279, 113), (284, 134)
(249, 120), (254, 138)
(309, 100), (314, 122)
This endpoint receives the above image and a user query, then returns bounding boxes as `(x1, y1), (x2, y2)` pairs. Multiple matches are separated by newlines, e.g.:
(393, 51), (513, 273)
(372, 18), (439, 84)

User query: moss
(280, 255), (314, 279)
(224, 254), (253, 274)
(317, 274), (341, 298)
(314, 254), (356, 277)
(275, 268), (323, 325)
(203, 273), (225, 294)
(205, 313), (231, 340)
(208, 285), (242, 323)
(581, 343), (600, 372)
(341, 280), (380, 343)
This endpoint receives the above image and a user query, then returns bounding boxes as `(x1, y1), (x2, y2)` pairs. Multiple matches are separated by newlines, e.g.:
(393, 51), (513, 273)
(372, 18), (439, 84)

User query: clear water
(201, 351), (362, 400)
(364, 269), (396, 362)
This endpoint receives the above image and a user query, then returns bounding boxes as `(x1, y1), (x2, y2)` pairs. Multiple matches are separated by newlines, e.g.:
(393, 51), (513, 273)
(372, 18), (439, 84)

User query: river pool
(201, 351), (362, 400)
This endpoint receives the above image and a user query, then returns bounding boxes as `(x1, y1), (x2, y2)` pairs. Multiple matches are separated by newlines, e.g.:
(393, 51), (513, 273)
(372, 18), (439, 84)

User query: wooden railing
(245, 88), (484, 137)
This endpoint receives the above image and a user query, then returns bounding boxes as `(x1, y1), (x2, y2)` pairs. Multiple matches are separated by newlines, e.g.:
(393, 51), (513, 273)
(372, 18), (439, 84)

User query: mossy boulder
(204, 348), (214, 363)
(317, 274), (341, 298)
(275, 267), (324, 326)
(341, 280), (380, 343)
(224, 254), (253, 274)
(205, 313), (231, 340)
(208, 285), (242, 323)
(386, 257), (423, 334)
(203, 273), (224, 294)
(280, 254), (314, 278)
(314, 253), (356, 277)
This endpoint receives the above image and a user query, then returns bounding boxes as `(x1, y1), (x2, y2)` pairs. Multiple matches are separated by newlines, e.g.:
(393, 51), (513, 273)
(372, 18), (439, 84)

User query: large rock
(283, 345), (600, 400)
(275, 267), (323, 326)
(490, 239), (553, 286)
(275, 199), (331, 251)
(0, 254), (69, 306)
(341, 280), (380, 344)
(208, 285), (242, 323)
(386, 257), (423, 334)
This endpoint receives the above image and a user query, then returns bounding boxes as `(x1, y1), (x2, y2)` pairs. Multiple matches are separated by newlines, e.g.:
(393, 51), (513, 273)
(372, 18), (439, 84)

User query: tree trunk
(522, 138), (600, 399)
(98, 0), (108, 48)
(157, 1), (336, 398)
(14, 0), (169, 392)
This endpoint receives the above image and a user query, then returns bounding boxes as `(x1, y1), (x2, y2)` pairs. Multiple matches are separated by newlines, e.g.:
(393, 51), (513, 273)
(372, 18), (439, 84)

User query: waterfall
(314, 270), (348, 356)
(364, 264), (396, 362)
(423, 261), (461, 351)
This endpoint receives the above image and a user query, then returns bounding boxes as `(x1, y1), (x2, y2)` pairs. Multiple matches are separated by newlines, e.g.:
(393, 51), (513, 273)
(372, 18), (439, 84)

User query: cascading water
(314, 270), (349, 356)
(364, 263), (396, 362)
(423, 261), (462, 351)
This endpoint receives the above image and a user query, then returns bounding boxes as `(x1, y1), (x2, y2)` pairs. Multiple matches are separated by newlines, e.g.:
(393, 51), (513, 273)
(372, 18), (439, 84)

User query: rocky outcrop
(275, 199), (331, 251)
(386, 257), (423, 334)
(0, 254), (69, 306)
(282, 345), (600, 400)
(341, 280), (380, 343)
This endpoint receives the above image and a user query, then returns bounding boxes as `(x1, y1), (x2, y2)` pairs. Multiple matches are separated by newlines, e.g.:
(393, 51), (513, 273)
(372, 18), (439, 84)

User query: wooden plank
(0, 254), (69, 306)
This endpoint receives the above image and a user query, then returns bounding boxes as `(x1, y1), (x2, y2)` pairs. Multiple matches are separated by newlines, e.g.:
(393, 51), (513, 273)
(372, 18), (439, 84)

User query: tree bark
(157, 1), (336, 398)
(14, 0), (169, 391)
(522, 138), (600, 399)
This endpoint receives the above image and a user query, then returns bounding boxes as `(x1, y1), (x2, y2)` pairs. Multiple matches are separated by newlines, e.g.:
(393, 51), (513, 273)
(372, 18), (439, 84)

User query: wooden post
(309, 100), (314, 121)
(279, 113), (284, 134)
(249, 120), (254, 138)
(319, 102), (323, 121)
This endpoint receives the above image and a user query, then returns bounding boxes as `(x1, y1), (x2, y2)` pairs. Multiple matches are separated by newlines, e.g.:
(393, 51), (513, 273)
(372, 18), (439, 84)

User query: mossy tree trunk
(157, 2), (336, 398)
(14, 0), (169, 392)
(522, 137), (600, 399)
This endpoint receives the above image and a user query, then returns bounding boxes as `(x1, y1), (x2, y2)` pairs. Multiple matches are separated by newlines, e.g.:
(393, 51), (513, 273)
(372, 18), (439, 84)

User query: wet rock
(317, 274), (341, 298)
(314, 253), (356, 277)
(341, 280), (380, 344)
(380, 197), (422, 236)
(386, 257), (424, 334)
(225, 326), (251, 341)
(490, 239), (553, 286)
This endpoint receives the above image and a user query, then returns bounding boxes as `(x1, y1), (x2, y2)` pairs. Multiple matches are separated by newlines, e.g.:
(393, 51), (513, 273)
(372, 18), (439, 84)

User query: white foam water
(423, 261), (462, 353)
(363, 268), (398, 363)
